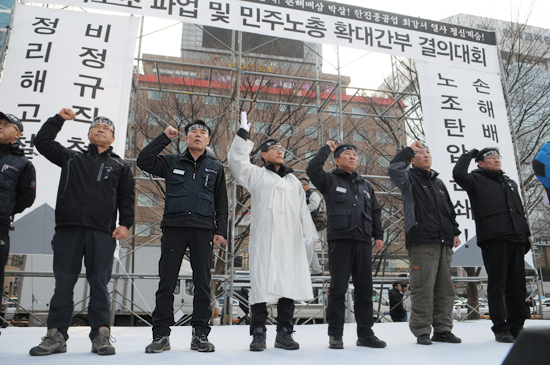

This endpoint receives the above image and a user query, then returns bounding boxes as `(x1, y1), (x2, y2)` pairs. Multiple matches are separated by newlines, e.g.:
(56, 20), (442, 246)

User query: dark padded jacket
(34, 114), (135, 233)
(137, 132), (228, 238)
(306, 144), (383, 243)
(0, 143), (36, 234)
(389, 288), (406, 320)
(453, 151), (530, 249)
(388, 147), (460, 247)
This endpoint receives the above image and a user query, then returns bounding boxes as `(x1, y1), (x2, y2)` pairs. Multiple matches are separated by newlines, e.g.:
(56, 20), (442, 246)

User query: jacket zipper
(97, 163), (105, 182)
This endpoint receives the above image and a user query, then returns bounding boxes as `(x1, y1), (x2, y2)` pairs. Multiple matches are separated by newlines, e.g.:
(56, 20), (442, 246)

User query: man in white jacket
(228, 113), (318, 352)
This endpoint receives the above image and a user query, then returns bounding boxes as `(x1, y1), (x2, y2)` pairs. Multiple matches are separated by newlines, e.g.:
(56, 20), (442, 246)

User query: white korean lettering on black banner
(31, 0), (498, 70)
(0, 3), (139, 226)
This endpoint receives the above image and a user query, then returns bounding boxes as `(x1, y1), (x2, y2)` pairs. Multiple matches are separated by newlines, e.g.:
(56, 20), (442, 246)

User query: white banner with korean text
(416, 60), (532, 266)
(0, 3), (139, 253)
(31, 0), (499, 71)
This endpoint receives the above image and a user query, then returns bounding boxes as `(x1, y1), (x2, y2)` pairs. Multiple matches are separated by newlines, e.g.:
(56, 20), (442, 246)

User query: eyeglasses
(90, 124), (114, 133)
(268, 146), (286, 153)
(485, 155), (502, 161)
(0, 121), (19, 132)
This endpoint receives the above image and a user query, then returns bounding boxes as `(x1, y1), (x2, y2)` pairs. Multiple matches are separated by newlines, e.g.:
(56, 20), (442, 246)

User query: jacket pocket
(197, 192), (215, 218)
(328, 208), (351, 231)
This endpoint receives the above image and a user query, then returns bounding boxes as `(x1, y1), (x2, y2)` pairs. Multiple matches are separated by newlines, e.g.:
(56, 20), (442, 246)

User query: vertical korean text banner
(416, 59), (522, 251)
(0, 3), (139, 253)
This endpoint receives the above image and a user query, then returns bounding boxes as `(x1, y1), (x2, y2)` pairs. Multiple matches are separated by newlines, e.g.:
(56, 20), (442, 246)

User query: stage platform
(1, 320), (549, 364)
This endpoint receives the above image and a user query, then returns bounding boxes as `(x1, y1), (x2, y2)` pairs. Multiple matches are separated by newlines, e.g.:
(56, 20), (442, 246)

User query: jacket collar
(410, 166), (439, 180)
(87, 144), (115, 158)
(181, 148), (207, 163)
(0, 142), (25, 157)
(332, 168), (364, 182)
(265, 163), (294, 177)
(472, 167), (505, 182)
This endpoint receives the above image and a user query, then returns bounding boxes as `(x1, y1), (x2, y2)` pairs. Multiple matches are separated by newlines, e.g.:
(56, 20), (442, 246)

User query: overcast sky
(139, 0), (550, 90)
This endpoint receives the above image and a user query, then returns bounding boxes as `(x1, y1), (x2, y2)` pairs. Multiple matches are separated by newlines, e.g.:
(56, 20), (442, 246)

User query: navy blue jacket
(306, 145), (383, 243)
(137, 132), (228, 238)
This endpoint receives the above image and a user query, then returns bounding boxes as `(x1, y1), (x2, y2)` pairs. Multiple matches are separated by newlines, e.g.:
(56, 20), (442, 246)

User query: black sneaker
(495, 331), (515, 343)
(91, 327), (116, 356)
(431, 331), (462, 343)
(274, 327), (299, 350)
(329, 335), (344, 349)
(190, 328), (215, 352)
(356, 335), (386, 348)
(250, 327), (266, 352)
(145, 335), (171, 353)
(417, 333), (432, 345)
(29, 329), (67, 356)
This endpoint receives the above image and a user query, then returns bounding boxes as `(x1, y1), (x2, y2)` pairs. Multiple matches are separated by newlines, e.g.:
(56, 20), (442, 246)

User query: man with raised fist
(30, 109), (135, 356)
(138, 120), (228, 353)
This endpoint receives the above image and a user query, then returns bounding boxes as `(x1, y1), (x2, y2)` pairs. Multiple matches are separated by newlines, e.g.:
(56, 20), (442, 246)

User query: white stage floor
(1, 320), (548, 364)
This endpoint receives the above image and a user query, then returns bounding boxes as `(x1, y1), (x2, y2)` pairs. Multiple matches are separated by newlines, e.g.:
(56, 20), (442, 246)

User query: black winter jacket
(388, 147), (460, 247)
(137, 132), (228, 238)
(306, 145), (383, 243)
(453, 151), (530, 249)
(0, 143), (36, 234)
(388, 288), (406, 320)
(34, 114), (135, 233)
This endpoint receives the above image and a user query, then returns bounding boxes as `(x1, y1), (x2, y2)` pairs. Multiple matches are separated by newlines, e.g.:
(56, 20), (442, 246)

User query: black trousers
(152, 227), (213, 336)
(47, 227), (116, 341)
(250, 297), (294, 335)
(0, 231), (9, 319)
(480, 240), (527, 335)
(327, 240), (374, 338)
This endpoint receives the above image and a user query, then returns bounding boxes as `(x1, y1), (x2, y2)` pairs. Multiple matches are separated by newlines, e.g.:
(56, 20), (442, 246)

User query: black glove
(469, 149), (479, 159)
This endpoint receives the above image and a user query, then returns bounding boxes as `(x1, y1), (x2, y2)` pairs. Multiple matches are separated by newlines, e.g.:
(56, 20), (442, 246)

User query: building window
(353, 131), (369, 142)
(280, 124), (294, 136)
(280, 104), (297, 112)
(142, 138), (153, 149)
(305, 126), (318, 138)
(255, 122), (267, 134)
(10, 255), (23, 268)
(378, 156), (391, 168)
(204, 96), (219, 105)
(306, 151), (316, 161)
(358, 155), (369, 166)
(306, 107), (317, 114)
(285, 149), (293, 160)
(328, 105), (338, 116)
(376, 132), (392, 144)
(255, 102), (270, 110)
(147, 113), (164, 125)
(138, 193), (160, 207)
(148, 91), (165, 100)
(329, 128), (338, 139)
(176, 94), (192, 103)
(352, 107), (364, 118)
(135, 222), (157, 236)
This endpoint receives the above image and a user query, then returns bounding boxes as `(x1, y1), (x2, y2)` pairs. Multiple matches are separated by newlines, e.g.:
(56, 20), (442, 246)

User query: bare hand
(59, 108), (76, 121)
(112, 226), (129, 241)
(410, 140), (424, 152)
(453, 236), (461, 248)
(375, 239), (384, 251)
(326, 141), (337, 152)
(213, 235), (226, 245)
(164, 126), (178, 139)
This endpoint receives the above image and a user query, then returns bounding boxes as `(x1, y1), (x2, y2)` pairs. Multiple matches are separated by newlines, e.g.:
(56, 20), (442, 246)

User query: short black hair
(476, 147), (500, 162)
(184, 120), (211, 136)
(392, 281), (401, 288)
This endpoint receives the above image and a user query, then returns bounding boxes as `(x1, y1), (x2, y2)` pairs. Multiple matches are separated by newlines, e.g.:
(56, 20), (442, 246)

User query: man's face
(88, 122), (115, 147)
(261, 145), (285, 166)
(478, 154), (502, 171)
(411, 148), (432, 171)
(335, 150), (357, 173)
(185, 127), (210, 153)
(0, 118), (22, 144)
(301, 181), (310, 192)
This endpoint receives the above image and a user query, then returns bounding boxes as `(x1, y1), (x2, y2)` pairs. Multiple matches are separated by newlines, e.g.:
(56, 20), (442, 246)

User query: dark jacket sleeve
(442, 183), (461, 237)
(388, 147), (414, 191)
(34, 114), (74, 167)
(452, 152), (476, 192)
(371, 186), (384, 241)
(136, 132), (174, 178)
(117, 163), (135, 229)
(214, 166), (229, 239)
(306, 144), (332, 195)
(12, 162), (36, 215)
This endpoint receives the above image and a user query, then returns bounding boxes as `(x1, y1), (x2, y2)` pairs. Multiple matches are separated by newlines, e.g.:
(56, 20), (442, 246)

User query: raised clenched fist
(59, 108), (76, 121)
(164, 125), (179, 139)
(410, 140), (424, 152)
(326, 140), (337, 152)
